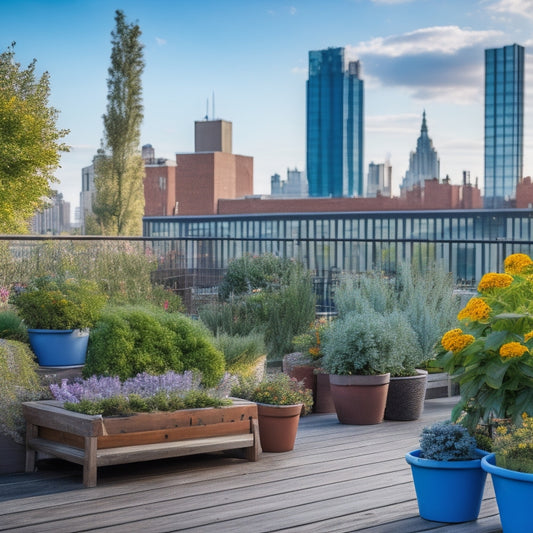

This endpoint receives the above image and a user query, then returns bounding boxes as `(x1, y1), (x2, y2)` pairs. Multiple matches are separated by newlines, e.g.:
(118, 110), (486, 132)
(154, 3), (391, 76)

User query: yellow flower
(477, 272), (513, 292)
(524, 331), (533, 342)
(441, 328), (474, 353)
(457, 298), (491, 322)
(499, 342), (529, 359)
(504, 253), (533, 275)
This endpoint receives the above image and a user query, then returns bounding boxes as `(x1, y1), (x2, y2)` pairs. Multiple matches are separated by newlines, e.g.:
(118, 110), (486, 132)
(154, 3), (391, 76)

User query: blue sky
(1, 0), (532, 214)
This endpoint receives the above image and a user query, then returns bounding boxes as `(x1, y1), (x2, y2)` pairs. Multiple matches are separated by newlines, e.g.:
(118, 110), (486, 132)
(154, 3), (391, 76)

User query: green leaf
(484, 359), (508, 389)
(483, 330), (509, 351)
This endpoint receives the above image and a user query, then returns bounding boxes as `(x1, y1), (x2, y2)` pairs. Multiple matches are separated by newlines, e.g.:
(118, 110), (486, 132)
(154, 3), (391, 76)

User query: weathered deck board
(0, 397), (503, 532)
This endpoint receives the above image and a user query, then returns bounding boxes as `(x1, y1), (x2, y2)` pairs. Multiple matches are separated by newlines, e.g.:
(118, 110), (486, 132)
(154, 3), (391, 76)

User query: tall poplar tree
(0, 44), (69, 233)
(91, 10), (145, 235)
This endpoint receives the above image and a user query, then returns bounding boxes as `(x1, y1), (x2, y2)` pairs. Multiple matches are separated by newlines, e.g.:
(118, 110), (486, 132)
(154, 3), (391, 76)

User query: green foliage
(200, 257), (315, 361)
(0, 310), (28, 341)
(0, 339), (48, 443)
(214, 332), (265, 376)
(64, 391), (231, 417)
(436, 254), (533, 431)
(321, 309), (411, 376)
(218, 254), (302, 301)
(84, 306), (225, 387)
(333, 263), (460, 374)
(0, 44), (69, 233)
(92, 10), (145, 235)
(11, 276), (107, 330)
(419, 421), (477, 461)
(0, 240), (181, 311)
(198, 297), (265, 337)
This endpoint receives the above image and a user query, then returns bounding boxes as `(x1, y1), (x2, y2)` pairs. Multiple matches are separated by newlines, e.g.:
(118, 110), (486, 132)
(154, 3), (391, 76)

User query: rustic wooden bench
(23, 399), (261, 488)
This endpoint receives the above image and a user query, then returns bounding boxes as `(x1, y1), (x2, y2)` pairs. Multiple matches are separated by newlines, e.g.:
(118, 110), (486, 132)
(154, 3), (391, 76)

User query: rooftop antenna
(212, 91), (215, 120)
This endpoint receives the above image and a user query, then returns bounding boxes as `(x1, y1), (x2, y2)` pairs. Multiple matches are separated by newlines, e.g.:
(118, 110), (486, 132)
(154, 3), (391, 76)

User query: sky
(1, 0), (533, 218)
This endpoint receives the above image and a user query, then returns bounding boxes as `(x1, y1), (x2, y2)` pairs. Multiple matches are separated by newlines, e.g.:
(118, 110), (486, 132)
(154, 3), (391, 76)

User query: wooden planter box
(22, 399), (260, 488)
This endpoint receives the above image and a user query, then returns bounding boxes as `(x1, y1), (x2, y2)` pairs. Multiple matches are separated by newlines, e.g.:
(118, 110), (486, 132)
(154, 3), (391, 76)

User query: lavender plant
(50, 370), (236, 416)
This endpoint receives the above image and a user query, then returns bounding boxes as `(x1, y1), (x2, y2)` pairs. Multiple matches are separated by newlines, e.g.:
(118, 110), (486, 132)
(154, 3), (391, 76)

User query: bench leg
(83, 436), (98, 488)
(244, 418), (261, 461)
(25, 422), (38, 473)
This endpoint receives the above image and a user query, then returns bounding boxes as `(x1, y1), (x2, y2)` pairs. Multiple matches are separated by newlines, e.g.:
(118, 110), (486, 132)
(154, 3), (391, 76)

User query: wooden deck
(0, 397), (502, 532)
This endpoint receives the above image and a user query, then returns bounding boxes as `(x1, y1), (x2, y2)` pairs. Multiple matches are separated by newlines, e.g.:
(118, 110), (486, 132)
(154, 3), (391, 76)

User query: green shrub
(0, 339), (48, 444)
(0, 310), (28, 342)
(84, 306), (225, 387)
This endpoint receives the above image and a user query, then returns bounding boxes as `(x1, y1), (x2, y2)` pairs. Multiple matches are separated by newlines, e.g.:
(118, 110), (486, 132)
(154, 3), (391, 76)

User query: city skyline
(1, 0), (532, 215)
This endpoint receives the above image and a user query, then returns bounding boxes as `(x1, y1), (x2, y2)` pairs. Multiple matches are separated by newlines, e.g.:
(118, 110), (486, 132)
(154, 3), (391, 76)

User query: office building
(484, 44), (525, 208)
(270, 168), (308, 197)
(367, 161), (392, 198)
(306, 47), (364, 197)
(400, 111), (440, 193)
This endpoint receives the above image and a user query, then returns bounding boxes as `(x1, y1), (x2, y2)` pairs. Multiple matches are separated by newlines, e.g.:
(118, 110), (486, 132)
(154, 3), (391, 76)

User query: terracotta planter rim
(256, 402), (303, 409)
(329, 373), (390, 386)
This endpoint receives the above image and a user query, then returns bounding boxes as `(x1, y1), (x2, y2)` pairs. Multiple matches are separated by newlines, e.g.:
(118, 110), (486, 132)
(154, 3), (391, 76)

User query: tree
(0, 44), (69, 234)
(91, 10), (145, 235)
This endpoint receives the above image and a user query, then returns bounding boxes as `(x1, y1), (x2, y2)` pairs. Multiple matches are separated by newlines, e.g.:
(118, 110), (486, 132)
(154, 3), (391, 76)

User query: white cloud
(486, 0), (533, 20)
(289, 6), (297, 15)
(155, 37), (167, 46)
(350, 26), (502, 58)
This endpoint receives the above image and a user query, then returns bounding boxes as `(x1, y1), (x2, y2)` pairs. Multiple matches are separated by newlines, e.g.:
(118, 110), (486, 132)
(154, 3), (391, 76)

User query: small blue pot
(481, 453), (533, 533)
(28, 329), (89, 367)
(406, 448), (488, 523)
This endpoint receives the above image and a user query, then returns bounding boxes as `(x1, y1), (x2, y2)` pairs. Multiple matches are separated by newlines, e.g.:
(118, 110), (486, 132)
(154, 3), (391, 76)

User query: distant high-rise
(400, 111), (440, 193)
(367, 161), (392, 198)
(484, 44), (524, 208)
(306, 47), (364, 197)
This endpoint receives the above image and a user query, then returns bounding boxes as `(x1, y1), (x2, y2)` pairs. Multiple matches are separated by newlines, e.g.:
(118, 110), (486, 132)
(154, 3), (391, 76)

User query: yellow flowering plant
(493, 413), (533, 473)
(436, 253), (533, 431)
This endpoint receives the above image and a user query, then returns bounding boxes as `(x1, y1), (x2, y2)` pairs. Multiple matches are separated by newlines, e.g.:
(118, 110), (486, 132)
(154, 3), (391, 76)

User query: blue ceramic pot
(406, 448), (488, 523)
(481, 453), (533, 533)
(28, 329), (89, 367)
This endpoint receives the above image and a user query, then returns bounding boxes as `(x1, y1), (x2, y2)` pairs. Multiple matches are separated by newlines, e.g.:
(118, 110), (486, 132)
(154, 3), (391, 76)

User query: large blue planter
(481, 453), (533, 533)
(28, 329), (89, 367)
(406, 449), (488, 523)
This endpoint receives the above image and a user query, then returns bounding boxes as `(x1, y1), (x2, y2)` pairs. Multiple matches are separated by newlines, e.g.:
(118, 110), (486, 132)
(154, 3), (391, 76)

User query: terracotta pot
(315, 372), (336, 413)
(384, 369), (428, 421)
(288, 365), (316, 396)
(329, 373), (390, 425)
(256, 403), (302, 452)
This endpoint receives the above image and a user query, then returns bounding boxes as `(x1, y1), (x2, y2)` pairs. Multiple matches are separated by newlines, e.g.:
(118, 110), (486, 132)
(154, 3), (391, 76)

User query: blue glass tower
(306, 48), (364, 197)
(484, 44), (524, 208)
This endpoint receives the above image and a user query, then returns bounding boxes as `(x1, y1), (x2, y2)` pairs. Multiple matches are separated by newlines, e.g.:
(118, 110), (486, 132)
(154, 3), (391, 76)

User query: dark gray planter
(384, 369), (428, 421)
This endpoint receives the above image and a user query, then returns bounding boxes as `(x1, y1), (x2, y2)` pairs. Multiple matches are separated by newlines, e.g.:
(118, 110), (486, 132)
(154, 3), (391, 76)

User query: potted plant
(232, 372), (313, 452)
(481, 413), (533, 533)
(334, 265), (460, 421)
(11, 276), (107, 367)
(288, 317), (335, 413)
(320, 308), (403, 425)
(405, 421), (489, 523)
(436, 253), (533, 432)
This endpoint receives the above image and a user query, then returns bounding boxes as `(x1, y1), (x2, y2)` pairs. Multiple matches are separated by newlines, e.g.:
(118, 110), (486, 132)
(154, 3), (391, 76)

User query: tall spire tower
(400, 111), (440, 192)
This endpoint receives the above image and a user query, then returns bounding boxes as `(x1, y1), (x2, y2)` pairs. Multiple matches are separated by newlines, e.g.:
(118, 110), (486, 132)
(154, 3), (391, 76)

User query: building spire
(421, 110), (427, 135)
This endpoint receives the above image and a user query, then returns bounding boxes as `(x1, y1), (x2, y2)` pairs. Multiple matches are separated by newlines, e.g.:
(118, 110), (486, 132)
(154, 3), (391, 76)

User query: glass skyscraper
(484, 44), (524, 208)
(306, 47), (364, 198)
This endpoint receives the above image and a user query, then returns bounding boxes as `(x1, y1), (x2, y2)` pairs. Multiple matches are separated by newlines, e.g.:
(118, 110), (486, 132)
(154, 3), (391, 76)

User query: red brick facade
(143, 164), (177, 216)
(515, 177), (533, 208)
(218, 178), (483, 215)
